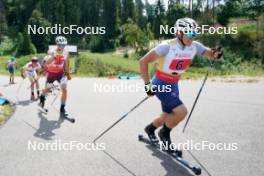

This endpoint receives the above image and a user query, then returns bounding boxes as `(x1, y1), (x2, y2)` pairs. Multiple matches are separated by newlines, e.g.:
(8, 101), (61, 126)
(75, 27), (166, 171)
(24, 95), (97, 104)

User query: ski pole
(51, 92), (60, 106)
(93, 96), (149, 143)
(51, 84), (60, 106)
(50, 84), (61, 112)
(182, 62), (214, 133)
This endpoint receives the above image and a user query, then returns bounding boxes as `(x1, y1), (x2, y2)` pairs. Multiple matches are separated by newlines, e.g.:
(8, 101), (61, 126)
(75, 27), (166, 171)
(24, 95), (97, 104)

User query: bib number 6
(169, 59), (192, 71)
(175, 61), (184, 70)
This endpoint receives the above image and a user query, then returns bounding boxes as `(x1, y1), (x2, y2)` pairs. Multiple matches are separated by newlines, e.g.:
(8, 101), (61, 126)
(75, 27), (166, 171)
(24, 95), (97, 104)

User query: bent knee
(61, 87), (67, 92)
(172, 105), (188, 121)
(61, 87), (67, 94)
(181, 105), (188, 117)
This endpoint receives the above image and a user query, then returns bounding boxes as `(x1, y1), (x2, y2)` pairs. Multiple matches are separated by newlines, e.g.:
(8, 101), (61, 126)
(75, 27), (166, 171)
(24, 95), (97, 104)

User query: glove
(144, 82), (156, 96)
(213, 46), (224, 61)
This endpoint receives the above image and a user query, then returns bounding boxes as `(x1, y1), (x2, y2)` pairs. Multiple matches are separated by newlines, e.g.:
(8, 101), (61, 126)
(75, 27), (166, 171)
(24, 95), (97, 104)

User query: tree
(0, 1), (8, 42)
(121, 19), (149, 53)
(217, 0), (242, 26)
(166, 3), (187, 28)
(64, 0), (81, 26)
(145, 0), (155, 27)
(121, 0), (136, 23)
(135, 0), (146, 28)
(28, 9), (51, 52)
(80, 0), (101, 26)
(16, 31), (36, 57)
(153, 0), (166, 38)
(101, 0), (118, 39)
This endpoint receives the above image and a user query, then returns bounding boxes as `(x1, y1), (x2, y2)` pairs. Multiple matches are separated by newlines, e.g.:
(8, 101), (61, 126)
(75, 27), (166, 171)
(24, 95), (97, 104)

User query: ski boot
(60, 107), (68, 118)
(144, 124), (158, 143)
(37, 90), (40, 99)
(158, 128), (182, 157)
(39, 94), (46, 108)
(30, 93), (35, 101)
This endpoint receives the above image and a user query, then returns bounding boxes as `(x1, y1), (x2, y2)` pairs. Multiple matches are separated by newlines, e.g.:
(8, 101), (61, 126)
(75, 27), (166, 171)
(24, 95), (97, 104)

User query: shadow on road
(145, 145), (194, 176)
(33, 110), (64, 140)
(102, 150), (137, 176)
(15, 99), (33, 106)
(0, 83), (13, 87)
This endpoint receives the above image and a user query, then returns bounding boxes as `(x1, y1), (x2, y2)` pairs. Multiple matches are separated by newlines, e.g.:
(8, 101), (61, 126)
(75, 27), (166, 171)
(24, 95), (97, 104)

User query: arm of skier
(203, 47), (224, 61)
(65, 58), (71, 80)
(139, 50), (159, 84)
(139, 50), (161, 96)
(20, 67), (25, 79)
(46, 50), (57, 65)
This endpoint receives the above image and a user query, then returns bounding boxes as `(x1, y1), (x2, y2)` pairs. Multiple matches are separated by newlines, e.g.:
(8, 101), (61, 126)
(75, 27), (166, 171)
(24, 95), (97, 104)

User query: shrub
(89, 36), (106, 53)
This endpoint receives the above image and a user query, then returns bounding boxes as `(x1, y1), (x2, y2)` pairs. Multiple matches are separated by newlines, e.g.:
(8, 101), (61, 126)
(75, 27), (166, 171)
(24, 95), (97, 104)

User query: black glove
(144, 82), (156, 96)
(213, 46), (224, 61)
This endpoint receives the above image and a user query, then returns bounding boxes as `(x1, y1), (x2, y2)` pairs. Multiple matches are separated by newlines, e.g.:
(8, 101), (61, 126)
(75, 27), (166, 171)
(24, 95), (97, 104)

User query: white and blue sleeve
(153, 42), (170, 57)
(193, 41), (208, 56)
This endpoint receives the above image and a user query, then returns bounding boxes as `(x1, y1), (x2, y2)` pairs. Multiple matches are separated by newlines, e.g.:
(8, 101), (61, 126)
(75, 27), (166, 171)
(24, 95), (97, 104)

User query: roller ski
(138, 134), (201, 175)
(38, 94), (48, 113)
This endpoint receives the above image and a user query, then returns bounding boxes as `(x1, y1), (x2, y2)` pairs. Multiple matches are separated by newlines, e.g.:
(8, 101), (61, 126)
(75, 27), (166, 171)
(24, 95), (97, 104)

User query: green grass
(0, 55), (12, 75)
(76, 52), (156, 77)
(237, 23), (264, 35)
(79, 52), (140, 73)
(0, 104), (13, 125)
(1, 52), (263, 78)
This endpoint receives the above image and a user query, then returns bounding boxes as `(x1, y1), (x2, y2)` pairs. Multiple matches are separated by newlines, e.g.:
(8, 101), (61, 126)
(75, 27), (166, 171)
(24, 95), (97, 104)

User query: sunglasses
(185, 31), (197, 39)
(58, 44), (66, 48)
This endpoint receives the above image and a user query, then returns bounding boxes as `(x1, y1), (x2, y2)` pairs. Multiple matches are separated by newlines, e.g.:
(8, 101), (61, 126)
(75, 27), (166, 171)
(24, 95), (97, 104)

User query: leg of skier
(145, 113), (167, 141)
(39, 81), (53, 108)
(30, 79), (35, 100)
(36, 79), (40, 98)
(60, 83), (67, 115)
(11, 68), (15, 84)
(158, 104), (188, 146)
(145, 105), (187, 147)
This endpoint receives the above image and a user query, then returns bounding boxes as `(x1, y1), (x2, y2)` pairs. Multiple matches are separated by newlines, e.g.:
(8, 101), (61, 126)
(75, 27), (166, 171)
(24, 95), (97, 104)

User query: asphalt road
(0, 75), (263, 176)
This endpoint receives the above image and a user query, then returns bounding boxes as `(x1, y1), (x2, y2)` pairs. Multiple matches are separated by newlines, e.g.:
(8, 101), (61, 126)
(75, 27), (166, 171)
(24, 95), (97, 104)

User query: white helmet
(55, 36), (67, 45)
(175, 18), (198, 33)
(31, 56), (38, 62)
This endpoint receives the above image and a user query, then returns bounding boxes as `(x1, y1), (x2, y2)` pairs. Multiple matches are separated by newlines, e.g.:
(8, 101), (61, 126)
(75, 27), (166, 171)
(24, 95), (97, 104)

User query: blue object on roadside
(0, 97), (8, 105)
(127, 75), (141, 80)
(118, 75), (140, 80)
(118, 75), (128, 79)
